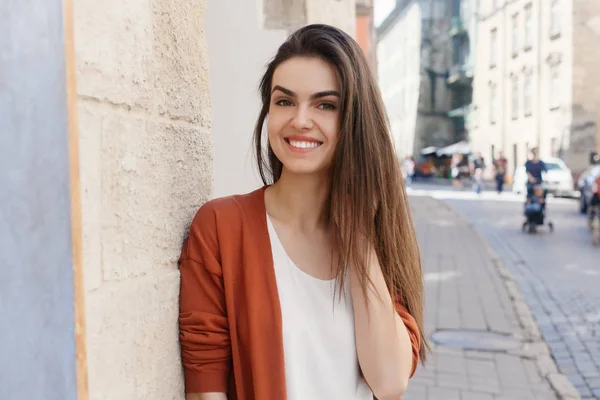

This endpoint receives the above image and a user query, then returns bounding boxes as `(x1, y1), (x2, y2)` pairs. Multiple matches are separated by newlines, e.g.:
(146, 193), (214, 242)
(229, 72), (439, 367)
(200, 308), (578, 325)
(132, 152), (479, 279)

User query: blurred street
(407, 183), (600, 399)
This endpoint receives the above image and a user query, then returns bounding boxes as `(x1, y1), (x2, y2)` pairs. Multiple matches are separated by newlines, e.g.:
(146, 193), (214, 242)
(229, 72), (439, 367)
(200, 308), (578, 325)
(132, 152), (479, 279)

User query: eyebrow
(272, 85), (340, 100)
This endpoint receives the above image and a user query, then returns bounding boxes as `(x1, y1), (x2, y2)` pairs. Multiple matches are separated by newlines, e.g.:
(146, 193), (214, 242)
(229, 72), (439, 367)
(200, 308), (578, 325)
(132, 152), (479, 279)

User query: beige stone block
(153, 0), (212, 124)
(101, 115), (212, 281)
(86, 270), (183, 400)
(75, 0), (155, 110)
(79, 103), (104, 292)
(263, 0), (307, 31)
(306, 0), (356, 37)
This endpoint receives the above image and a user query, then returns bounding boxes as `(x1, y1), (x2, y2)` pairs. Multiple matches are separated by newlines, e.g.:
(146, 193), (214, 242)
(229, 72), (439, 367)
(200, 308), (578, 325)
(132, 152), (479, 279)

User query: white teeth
(289, 140), (320, 149)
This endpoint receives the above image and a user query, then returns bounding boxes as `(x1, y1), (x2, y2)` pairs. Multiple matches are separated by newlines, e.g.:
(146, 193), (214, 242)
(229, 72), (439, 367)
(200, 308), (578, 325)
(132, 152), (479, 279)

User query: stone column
(74, 0), (213, 398)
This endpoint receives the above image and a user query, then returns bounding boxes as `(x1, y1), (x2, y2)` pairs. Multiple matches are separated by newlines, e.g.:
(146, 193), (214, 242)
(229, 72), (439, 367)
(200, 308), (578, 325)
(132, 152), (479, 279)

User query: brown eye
(318, 102), (337, 111)
(275, 99), (293, 107)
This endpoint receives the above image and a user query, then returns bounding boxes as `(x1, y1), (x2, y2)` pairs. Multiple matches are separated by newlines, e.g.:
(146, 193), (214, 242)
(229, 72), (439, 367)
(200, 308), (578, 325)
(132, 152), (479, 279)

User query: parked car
(577, 164), (600, 214)
(512, 157), (575, 197)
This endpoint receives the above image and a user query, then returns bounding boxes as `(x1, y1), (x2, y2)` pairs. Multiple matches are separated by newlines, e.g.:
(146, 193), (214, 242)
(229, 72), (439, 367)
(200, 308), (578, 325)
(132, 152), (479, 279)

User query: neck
(266, 168), (330, 232)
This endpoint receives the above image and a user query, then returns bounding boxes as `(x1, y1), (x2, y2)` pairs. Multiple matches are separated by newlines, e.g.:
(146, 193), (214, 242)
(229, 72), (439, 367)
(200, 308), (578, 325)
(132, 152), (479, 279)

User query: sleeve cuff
(184, 368), (229, 394)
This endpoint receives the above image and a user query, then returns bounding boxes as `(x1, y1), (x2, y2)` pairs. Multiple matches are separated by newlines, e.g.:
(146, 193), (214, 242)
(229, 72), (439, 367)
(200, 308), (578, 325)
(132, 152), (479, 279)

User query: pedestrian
(178, 25), (426, 400)
(494, 151), (508, 194)
(525, 147), (547, 196)
(471, 152), (486, 194)
(403, 155), (416, 185)
(451, 153), (463, 188)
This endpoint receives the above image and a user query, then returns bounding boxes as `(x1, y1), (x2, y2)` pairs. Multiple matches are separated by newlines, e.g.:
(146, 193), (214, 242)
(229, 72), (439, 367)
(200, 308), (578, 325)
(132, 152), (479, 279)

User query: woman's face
(267, 56), (341, 176)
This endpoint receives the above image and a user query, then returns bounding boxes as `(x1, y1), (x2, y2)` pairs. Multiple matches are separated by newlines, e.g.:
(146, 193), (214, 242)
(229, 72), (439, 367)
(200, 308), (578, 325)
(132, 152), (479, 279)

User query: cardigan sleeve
(395, 302), (421, 378)
(179, 202), (231, 393)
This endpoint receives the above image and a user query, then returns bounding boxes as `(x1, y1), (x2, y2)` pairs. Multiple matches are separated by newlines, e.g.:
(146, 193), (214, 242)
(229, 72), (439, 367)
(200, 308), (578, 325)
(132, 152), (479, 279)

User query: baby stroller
(522, 183), (554, 234)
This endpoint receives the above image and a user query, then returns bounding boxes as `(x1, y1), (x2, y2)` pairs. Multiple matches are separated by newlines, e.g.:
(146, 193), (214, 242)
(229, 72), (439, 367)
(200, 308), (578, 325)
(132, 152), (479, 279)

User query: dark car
(578, 165), (600, 213)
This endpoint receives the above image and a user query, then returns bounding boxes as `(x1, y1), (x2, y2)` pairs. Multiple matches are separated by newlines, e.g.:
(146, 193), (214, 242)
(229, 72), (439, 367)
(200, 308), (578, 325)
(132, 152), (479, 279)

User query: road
(409, 183), (600, 399)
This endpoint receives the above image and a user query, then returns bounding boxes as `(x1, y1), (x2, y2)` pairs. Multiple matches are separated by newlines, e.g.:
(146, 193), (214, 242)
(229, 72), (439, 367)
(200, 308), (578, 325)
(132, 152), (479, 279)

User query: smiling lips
(284, 136), (323, 153)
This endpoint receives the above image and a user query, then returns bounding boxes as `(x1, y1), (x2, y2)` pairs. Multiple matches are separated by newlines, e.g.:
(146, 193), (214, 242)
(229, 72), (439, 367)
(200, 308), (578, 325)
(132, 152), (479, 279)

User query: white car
(512, 157), (575, 197)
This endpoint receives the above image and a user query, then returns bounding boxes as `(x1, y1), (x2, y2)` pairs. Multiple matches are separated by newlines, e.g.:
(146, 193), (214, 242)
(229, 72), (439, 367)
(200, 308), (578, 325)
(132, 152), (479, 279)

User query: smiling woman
(267, 58), (341, 175)
(179, 24), (427, 400)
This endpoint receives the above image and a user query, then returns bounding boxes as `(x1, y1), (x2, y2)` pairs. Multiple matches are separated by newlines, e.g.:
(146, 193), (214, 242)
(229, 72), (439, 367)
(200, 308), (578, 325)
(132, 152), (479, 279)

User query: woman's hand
(349, 251), (413, 400)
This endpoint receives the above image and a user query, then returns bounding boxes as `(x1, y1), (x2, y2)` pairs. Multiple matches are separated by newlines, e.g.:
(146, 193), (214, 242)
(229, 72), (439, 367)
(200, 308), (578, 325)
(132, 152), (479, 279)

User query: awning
(436, 140), (471, 156)
(420, 146), (439, 155)
(447, 107), (466, 118)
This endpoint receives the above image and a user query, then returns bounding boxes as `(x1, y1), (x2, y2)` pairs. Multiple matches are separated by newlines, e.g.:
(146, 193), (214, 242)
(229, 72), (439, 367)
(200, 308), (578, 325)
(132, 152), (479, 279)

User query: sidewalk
(403, 195), (577, 400)
(414, 177), (514, 192)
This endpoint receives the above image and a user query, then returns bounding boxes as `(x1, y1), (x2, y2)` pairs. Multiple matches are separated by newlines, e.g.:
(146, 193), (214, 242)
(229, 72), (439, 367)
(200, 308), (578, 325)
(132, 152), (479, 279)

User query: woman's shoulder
(190, 186), (267, 230)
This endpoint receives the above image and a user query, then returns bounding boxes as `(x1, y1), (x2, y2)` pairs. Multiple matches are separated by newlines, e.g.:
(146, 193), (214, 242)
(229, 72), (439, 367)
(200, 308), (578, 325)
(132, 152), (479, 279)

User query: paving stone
(585, 376), (600, 389)
(403, 383), (427, 400)
(574, 385), (593, 398)
(465, 350), (496, 360)
(468, 375), (501, 388)
(468, 383), (502, 394)
(461, 391), (494, 400)
(427, 387), (460, 400)
(436, 372), (469, 390)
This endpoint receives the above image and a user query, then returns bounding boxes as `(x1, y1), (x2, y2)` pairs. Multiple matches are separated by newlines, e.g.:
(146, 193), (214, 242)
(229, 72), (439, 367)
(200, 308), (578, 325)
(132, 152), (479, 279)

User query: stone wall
(263, 0), (356, 35)
(306, 0), (356, 36)
(75, 0), (213, 398)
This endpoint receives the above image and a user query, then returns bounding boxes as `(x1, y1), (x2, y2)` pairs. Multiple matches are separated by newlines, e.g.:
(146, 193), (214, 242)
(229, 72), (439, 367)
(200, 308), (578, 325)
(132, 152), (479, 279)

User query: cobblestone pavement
(427, 187), (600, 400)
(404, 194), (562, 400)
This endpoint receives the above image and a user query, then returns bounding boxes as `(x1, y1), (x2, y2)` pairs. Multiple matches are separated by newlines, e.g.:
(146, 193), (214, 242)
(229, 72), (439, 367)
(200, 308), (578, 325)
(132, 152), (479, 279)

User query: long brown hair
(253, 24), (428, 362)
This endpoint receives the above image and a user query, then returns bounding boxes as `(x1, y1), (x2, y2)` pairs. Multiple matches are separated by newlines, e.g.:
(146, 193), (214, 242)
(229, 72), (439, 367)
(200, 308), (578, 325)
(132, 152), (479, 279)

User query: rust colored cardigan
(179, 187), (421, 399)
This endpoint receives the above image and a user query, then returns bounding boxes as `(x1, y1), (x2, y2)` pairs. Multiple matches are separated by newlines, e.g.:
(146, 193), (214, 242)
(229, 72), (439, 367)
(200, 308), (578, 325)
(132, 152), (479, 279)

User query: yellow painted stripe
(62, 0), (88, 398)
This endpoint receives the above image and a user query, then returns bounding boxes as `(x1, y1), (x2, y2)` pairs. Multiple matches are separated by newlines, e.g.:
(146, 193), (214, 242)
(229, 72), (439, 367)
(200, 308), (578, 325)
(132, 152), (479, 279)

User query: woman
(179, 24), (427, 400)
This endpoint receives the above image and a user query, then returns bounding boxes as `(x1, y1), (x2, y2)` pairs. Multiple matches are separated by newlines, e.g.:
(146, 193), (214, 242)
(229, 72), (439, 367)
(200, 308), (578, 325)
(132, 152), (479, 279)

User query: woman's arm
(350, 251), (415, 400)
(179, 204), (232, 396)
(186, 393), (227, 400)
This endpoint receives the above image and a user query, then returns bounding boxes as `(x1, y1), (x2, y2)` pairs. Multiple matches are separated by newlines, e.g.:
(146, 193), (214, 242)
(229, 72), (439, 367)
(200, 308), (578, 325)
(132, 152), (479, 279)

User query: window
(512, 13), (519, 56)
(550, 0), (560, 38)
(490, 83), (497, 124)
(511, 77), (519, 119)
(524, 74), (532, 116)
(524, 4), (533, 50)
(490, 28), (498, 67)
(545, 162), (562, 171)
(550, 66), (560, 109)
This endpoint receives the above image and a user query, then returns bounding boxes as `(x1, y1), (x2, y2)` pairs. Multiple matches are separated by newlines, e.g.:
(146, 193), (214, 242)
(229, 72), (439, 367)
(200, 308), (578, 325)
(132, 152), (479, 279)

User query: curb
(434, 197), (581, 400)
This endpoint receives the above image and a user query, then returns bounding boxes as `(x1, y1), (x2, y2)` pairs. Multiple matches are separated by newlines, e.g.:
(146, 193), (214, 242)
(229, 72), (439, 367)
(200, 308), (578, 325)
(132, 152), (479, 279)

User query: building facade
(377, 2), (423, 158)
(356, 0), (378, 74)
(447, 0), (478, 142)
(471, 0), (600, 178)
(377, 0), (455, 159)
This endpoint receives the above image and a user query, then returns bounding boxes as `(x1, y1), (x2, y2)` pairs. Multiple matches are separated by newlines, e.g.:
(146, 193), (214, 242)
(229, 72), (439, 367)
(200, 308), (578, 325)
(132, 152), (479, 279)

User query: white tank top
(267, 215), (373, 400)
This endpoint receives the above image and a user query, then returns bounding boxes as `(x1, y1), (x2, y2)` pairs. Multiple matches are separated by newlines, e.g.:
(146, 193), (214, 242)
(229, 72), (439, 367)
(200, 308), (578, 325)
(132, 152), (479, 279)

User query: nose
(291, 105), (313, 131)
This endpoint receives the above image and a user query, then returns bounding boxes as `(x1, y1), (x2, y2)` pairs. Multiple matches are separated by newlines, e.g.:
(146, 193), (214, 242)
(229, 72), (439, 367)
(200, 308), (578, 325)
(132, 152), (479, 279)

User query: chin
(280, 160), (330, 176)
